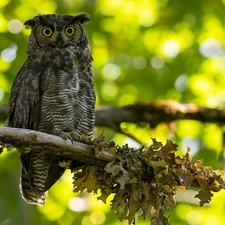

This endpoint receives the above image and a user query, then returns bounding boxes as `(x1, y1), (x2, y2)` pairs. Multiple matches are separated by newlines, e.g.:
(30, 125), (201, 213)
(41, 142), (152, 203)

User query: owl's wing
(8, 58), (49, 129)
(8, 57), (50, 172)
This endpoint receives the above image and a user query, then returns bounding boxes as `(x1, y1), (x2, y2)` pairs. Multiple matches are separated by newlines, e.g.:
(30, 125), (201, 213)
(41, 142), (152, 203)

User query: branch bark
(0, 127), (114, 166)
(1, 100), (225, 130)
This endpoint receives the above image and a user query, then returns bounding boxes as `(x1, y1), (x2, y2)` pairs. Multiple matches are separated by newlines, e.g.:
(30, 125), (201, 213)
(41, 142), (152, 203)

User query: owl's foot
(59, 131), (75, 144)
(59, 131), (89, 145)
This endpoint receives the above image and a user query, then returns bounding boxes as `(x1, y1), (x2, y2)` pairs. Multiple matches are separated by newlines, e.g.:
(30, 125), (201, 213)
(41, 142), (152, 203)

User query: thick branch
(1, 101), (225, 130)
(96, 100), (225, 132)
(0, 127), (114, 166)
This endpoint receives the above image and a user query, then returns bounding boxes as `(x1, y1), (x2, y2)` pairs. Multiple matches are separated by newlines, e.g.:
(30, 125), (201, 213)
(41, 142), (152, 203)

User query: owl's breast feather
(38, 48), (75, 69)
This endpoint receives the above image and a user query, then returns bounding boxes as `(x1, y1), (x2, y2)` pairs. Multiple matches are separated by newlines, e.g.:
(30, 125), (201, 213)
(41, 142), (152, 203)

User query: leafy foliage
(72, 136), (224, 224)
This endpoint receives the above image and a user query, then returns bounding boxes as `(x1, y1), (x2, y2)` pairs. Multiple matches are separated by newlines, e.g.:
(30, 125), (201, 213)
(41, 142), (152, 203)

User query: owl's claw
(68, 135), (74, 145)
(59, 132), (74, 144)
(59, 131), (84, 145)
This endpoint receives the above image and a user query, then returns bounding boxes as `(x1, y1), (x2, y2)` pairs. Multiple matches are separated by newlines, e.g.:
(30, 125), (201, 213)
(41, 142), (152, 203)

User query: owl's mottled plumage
(7, 13), (95, 205)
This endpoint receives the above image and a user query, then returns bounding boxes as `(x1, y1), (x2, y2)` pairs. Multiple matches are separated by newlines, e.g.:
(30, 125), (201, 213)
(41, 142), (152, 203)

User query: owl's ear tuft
(24, 17), (38, 29)
(72, 13), (91, 24)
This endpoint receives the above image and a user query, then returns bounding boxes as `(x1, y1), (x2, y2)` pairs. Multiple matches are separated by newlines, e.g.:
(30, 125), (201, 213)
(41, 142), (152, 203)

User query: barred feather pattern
(20, 152), (49, 205)
(7, 14), (95, 205)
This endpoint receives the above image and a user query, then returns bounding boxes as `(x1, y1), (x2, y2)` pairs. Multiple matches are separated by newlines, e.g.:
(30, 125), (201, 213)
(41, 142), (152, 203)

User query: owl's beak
(56, 33), (64, 47)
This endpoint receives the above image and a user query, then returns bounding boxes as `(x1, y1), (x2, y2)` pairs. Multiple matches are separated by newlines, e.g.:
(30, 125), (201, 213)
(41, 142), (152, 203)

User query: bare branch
(95, 101), (225, 130)
(1, 101), (225, 130)
(0, 127), (114, 166)
(126, 100), (225, 126)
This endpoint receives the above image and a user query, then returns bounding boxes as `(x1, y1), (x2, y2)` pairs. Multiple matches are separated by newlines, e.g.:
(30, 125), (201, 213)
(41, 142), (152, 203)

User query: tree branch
(0, 127), (114, 166)
(1, 100), (225, 130)
(96, 100), (225, 128)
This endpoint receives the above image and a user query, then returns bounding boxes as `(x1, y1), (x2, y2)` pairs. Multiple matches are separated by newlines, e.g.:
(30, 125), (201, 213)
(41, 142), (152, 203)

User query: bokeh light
(150, 56), (164, 70)
(161, 40), (180, 58)
(8, 19), (23, 34)
(1, 44), (17, 62)
(68, 197), (89, 212)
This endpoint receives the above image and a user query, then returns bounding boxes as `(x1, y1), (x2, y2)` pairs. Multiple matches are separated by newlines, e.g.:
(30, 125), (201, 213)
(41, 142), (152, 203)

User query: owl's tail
(20, 171), (47, 205)
(19, 152), (50, 205)
(19, 151), (66, 205)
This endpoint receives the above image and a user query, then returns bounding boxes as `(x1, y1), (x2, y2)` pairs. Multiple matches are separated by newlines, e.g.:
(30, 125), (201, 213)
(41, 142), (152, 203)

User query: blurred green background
(1, 0), (225, 224)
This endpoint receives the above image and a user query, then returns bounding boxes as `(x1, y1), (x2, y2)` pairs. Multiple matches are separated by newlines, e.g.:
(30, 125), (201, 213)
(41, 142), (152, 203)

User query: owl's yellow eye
(42, 27), (53, 37)
(65, 26), (75, 36)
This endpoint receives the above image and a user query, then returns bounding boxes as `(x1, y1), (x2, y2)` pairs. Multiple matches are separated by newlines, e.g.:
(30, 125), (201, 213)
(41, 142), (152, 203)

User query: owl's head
(25, 13), (90, 50)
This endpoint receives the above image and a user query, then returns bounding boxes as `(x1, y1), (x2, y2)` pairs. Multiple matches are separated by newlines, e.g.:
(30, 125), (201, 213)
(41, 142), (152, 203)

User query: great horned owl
(7, 13), (95, 205)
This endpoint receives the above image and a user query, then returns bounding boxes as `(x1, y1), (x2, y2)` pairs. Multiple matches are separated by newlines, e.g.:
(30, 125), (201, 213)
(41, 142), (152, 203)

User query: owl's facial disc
(35, 22), (83, 48)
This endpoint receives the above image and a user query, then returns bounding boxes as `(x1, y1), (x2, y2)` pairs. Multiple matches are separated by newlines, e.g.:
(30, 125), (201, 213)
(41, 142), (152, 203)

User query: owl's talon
(68, 131), (79, 141)
(59, 132), (74, 144)
(68, 135), (74, 145)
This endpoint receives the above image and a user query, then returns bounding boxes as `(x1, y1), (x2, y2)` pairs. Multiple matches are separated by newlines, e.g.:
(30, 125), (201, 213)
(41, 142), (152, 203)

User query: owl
(7, 13), (95, 205)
